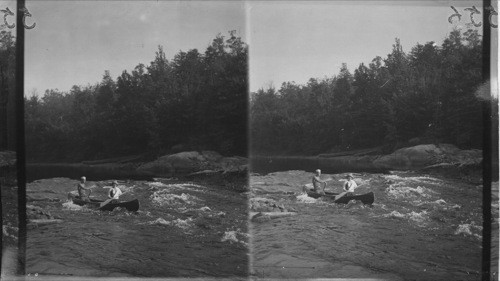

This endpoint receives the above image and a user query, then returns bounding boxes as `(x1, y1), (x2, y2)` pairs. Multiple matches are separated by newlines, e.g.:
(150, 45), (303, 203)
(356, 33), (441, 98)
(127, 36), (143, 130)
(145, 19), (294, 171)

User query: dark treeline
(0, 30), (16, 151)
(25, 31), (247, 162)
(251, 29), (498, 156)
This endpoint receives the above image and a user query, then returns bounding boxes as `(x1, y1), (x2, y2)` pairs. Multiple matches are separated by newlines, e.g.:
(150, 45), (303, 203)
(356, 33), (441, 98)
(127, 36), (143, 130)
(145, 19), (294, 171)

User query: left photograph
(24, 1), (248, 278)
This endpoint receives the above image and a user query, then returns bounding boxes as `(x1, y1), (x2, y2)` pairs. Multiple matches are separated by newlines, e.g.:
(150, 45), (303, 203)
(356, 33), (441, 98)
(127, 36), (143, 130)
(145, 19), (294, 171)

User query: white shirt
(344, 179), (358, 192)
(109, 187), (123, 200)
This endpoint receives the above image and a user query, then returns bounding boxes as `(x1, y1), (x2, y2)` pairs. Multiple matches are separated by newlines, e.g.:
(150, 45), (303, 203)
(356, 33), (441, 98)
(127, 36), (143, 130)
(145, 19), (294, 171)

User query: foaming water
(454, 222), (482, 240)
(382, 210), (429, 226)
(251, 170), (482, 280)
(62, 200), (84, 211)
(384, 174), (443, 184)
(146, 217), (194, 230)
(295, 193), (318, 203)
(146, 182), (207, 193)
(150, 191), (199, 208)
(26, 177), (248, 277)
(221, 229), (248, 246)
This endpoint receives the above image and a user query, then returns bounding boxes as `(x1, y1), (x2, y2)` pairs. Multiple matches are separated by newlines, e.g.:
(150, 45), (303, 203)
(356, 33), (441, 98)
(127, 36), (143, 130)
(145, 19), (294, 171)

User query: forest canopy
(25, 31), (248, 162)
(250, 29), (497, 156)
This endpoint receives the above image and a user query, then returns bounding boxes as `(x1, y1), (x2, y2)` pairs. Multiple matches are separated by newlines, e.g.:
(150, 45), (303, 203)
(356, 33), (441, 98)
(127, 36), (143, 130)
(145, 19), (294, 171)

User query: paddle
(334, 191), (349, 201)
(100, 183), (126, 208)
(99, 198), (113, 208)
(334, 183), (364, 202)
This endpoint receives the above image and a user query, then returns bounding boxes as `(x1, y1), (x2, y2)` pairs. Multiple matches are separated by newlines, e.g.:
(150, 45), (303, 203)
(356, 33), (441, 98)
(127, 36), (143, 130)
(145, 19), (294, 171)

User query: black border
(10, 0), (497, 279)
(16, 0), (26, 276)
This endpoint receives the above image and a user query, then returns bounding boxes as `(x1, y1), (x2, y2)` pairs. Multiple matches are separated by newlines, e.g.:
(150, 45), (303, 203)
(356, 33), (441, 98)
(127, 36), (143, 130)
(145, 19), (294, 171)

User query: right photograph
(248, 1), (498, 280)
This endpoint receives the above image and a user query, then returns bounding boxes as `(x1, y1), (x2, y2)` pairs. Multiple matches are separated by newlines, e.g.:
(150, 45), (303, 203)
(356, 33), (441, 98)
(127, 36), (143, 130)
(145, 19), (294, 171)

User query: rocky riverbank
(252, 143), (484, 183)
(27, 151), (248, 183)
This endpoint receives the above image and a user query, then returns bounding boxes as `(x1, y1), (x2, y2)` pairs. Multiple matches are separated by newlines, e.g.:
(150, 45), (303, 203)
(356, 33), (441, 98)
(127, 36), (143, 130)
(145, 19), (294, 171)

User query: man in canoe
(312, 169), (328, 195)
(77, 176), (92, 201)
(343, 174), (358, 196)
(98, 181), (123, 208)
(107, 180), (123, 204)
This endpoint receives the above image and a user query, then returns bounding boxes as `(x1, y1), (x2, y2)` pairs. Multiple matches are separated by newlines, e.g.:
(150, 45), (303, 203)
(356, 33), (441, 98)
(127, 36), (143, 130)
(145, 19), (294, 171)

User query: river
(249, 170), (496, 280)
(25, 176), (248, 278)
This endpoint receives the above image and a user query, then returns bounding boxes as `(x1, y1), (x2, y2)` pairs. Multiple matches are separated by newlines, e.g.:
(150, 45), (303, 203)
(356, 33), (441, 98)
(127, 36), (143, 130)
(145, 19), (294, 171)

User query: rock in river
(373, 144), (481, 170)
(137, 151), (247, 176)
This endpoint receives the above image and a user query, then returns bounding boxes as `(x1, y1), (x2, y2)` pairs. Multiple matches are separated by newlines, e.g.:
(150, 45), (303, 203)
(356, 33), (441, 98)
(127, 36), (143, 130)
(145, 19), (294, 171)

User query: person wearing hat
(100, 181), (123, 207)
(312, 169), (327, 195)
(343, 174), (358, 196)
(77, 176), (92, 201)
(108, 180), (123, 203)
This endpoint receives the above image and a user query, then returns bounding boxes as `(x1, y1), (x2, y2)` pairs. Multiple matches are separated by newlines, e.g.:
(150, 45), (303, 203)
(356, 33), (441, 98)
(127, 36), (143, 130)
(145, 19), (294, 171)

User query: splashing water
(146, 181), (169, 188)
(150, 191), (200, 207)
(384, 174), (443, 184)
(148, 217), (170, 225)
(199, 206), (211, 212)
(221, 229), (248, 246)
(145, 217), (194, 231)
(433, 199), (446, 204)
(455, 223), (482, 240)
(386, 184), (434, 199)
(251, 170), (482, 280)
(146, 182), (207, 192)
(295, 193), (318, 203)
(169, 218), (193, 230)
(2, 224), (18, 241)
(383, 210), (429, 226)
(62, 201), (84, 211)
(26, 177), (248, 277)
(221, 231), (239, 243)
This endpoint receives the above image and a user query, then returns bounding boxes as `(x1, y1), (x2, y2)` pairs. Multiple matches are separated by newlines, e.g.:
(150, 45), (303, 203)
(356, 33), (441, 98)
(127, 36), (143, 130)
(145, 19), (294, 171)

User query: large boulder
(373, 144), (482, 170)
(250, 197), (287, 212)
(218, 156), (248, 173)
(26, 205), (54, 220)
(137, 151), (247, 176)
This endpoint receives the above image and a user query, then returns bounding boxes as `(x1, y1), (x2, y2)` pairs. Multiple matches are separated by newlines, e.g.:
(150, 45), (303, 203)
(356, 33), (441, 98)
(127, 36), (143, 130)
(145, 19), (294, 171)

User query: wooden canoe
(71, 196), (140, 212)
(305, 189), (374, 205)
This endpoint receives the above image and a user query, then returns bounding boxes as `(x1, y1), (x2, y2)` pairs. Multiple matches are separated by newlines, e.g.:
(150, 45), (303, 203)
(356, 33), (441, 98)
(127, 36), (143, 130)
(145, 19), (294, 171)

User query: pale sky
(248, 0), (497, 92)
(22, 1), (498, 95)
(25, 1), (246, 95)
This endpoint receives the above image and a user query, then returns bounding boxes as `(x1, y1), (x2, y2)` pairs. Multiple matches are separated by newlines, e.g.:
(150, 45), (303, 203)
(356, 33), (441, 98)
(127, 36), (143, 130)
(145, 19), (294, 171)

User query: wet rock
(251, 213), (271, 223)
(374, 144), (482, 170)
(137, 151), (247, 176)
(26, 205), (54, 220)
(250, 197), (288, 212)
(219, 156), (248, 173)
